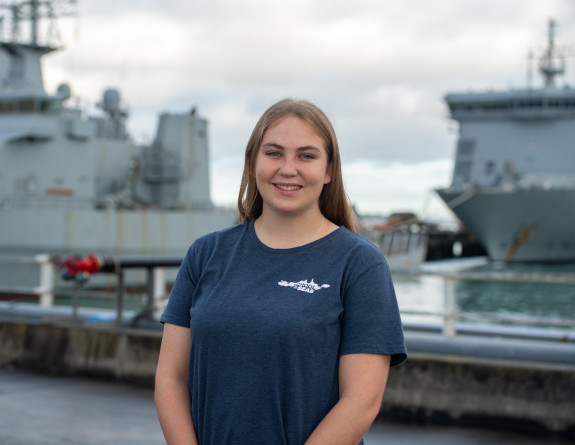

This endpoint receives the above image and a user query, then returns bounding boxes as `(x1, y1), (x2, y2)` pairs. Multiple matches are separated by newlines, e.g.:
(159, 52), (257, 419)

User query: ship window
(0, 101), (14, 113)
(482, 103), (508, 112)
(485, 160), (495, 174)
(41, 99), (62, 113)
(518, 100), (543, 109)
(0, 99), (59, 114)
(457, 139), (475, 156)
(454, 161), (472, 182)
(453, 139), (474, 184)
(17, 100), (35, 112)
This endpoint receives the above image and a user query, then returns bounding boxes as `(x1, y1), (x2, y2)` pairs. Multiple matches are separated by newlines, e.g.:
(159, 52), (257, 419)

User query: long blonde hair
(237, 98), (357, 232)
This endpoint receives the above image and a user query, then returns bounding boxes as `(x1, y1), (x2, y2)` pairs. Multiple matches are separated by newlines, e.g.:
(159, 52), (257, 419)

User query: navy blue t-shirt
(161, 221), (407, 445)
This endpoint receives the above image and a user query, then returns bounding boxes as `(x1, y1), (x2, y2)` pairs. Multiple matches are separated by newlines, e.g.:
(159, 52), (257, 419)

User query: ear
(324, 163), (332, 185)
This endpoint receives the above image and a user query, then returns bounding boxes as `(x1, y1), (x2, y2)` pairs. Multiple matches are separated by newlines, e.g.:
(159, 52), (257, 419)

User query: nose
(279, 156), (297, 176)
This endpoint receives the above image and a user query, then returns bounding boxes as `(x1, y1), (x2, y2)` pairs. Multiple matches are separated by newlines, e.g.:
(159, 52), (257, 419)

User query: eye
(265, 151), (281, 157)
(300, 153), (316, 160)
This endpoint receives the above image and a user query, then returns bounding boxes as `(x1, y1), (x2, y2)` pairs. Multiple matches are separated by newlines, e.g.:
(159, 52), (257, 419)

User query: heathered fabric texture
(161, 222), (407, 444)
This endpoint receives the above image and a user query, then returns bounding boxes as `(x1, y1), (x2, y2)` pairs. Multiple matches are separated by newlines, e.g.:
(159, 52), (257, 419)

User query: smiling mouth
(275, 184), (302, 191)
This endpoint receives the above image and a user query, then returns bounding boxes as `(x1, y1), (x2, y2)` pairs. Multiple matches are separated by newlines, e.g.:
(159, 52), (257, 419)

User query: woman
(155, 98), (407, 444)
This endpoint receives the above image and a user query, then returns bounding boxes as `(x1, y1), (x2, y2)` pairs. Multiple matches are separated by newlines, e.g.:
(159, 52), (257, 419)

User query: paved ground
(0, 368), (164, 445)
(0, 367), (572, 445)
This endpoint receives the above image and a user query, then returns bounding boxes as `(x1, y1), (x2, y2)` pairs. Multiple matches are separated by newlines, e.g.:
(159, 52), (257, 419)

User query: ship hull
(436, 188), (575, 262)
(0, 207), (237, 256)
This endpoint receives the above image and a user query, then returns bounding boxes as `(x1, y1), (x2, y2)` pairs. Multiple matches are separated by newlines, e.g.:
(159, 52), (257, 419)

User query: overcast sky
(32, 0), (575, 221)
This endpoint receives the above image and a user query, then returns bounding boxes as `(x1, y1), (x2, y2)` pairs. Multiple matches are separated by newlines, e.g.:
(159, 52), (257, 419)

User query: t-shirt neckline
(247, 220), (345, 254)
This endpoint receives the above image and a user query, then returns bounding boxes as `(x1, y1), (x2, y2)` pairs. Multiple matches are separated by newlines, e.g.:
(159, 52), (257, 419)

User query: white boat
(436, 20), (575, 263)
(360, 213), (428, 272)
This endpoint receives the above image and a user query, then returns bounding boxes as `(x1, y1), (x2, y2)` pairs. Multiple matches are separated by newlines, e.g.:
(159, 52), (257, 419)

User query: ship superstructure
(0, 1), (236, 257)
(437, 20), (575, 262)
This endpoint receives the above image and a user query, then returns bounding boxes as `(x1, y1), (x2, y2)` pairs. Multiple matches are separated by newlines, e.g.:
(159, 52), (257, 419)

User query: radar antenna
(538, 19), (565, 88)
(0, 0), (77, 46)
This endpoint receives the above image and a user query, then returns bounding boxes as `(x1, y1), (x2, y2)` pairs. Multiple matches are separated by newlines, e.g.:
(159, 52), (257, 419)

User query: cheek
(252, 155), (264, 179)
(252, 159), (262, 179)
(253, 159), (269, 188)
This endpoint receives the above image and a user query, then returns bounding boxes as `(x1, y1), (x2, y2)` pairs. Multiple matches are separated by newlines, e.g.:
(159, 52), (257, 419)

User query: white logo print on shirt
(278, 279), (330, 294)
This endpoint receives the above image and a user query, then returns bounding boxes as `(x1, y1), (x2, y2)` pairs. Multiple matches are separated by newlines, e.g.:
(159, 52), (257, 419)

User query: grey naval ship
(437, 20), (575, 263)
(0, 1), (236, 259)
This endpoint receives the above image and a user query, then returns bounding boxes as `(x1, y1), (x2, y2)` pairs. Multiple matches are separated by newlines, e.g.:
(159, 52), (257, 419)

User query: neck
(255, 211), (327, 249)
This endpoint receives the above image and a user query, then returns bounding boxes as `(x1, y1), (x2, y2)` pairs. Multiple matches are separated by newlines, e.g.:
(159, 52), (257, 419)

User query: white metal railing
(0, 254), (55, 306)
(1, 254), (575, 336)
(0, 254), (174, 325)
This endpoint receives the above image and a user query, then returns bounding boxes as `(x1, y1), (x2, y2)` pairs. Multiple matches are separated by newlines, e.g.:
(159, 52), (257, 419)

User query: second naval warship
(437, 20), (575, 263)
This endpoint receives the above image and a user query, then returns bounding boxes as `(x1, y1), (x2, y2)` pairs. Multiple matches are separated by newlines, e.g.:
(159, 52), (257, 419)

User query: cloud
(342, 159), (454, 218)
(37, 0), (575, 220)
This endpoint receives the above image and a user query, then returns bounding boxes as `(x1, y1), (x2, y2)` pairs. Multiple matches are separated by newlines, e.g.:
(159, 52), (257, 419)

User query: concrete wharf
(0, 303), (574, 439)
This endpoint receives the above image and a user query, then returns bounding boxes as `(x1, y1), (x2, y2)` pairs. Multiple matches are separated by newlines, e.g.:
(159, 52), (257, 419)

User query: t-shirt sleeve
(159, 245), (198, 328)
(339, 257), (407, 367)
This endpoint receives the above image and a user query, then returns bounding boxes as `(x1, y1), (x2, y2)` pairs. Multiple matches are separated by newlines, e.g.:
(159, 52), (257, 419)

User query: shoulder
(335, 227), (381, 250)
(324, 227), (392, 286)
(332, 227), (387, 265)
(192, 223), (245, 248)
(183, 223), (246, 263)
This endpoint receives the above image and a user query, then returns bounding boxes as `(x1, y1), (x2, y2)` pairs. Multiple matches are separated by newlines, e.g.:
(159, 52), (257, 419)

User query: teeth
(276, 184), (301, 191)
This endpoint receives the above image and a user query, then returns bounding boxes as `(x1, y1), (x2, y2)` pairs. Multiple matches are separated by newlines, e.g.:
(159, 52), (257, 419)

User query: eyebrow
(261, 142), (322, 152)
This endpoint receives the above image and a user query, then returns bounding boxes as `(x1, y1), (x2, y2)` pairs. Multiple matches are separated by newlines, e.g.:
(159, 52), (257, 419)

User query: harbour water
(392, 257), (575, 331)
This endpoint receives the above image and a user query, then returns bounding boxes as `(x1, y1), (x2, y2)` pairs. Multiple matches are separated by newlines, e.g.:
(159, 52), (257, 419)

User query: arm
(155, 323), (198, 445)
(305, 353), (391, 445)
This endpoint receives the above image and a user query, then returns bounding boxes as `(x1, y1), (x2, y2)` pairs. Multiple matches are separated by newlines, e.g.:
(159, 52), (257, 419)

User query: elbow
(364, 392), (384, 423)
(154, 372), (166, 409)
(340, 389), (385, 426)
(154, 373), (163, 404)
(154, 369), (187, 407)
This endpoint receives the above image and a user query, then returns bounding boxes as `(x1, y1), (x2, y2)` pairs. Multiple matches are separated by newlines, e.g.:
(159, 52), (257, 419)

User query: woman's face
(254, 115), (332, 218)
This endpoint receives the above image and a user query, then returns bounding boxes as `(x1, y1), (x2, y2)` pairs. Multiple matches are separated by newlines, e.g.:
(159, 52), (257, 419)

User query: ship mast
(30, 0), (39, 44)
(0, 1), (77, 93)
(0, 0), (77, 46)
(538, 19), (565, 88)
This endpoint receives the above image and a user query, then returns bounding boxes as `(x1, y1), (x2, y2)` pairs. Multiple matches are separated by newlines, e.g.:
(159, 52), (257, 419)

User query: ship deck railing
(0, 253), (574, 342)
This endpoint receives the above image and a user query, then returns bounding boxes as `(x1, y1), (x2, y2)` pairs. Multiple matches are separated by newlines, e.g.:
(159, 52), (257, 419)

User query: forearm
(306, 353), (390, 445)
(304, 395), (381, 445)
(155, 376), (198, 445)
